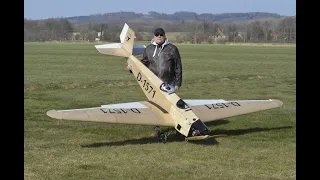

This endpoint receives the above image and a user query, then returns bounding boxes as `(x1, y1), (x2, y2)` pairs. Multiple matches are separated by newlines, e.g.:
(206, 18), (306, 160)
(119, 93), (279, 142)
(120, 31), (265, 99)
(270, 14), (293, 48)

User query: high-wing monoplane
(46, 23), (283, 143)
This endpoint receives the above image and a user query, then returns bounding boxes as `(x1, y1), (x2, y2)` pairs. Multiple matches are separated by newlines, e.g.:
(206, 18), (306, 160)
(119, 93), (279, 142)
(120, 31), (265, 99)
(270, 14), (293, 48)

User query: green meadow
(24, 42), (296, 180)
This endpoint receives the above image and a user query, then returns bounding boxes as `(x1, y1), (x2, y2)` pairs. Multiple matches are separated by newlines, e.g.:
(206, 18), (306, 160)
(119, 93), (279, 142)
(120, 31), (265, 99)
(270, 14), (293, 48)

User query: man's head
(153, 28), (166, 44)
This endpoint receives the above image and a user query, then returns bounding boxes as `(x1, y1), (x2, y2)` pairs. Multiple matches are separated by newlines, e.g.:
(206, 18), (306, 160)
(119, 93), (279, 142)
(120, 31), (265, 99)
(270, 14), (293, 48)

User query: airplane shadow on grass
(80, 119), (293, 148)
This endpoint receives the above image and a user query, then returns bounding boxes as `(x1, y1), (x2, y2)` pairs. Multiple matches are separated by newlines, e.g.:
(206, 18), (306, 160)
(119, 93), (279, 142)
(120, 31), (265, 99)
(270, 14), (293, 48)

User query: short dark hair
(154, 28), (165, 35)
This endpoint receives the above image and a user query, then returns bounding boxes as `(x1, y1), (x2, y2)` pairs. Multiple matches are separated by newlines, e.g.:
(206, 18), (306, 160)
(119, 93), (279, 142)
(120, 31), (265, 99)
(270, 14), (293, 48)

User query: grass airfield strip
(24, 43), (296, 180)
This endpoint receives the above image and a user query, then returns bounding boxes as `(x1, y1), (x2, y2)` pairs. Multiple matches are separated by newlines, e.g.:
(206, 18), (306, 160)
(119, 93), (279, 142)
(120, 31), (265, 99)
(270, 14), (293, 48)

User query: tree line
(64, 11), (282, 24)
(24, 16), (296, 43)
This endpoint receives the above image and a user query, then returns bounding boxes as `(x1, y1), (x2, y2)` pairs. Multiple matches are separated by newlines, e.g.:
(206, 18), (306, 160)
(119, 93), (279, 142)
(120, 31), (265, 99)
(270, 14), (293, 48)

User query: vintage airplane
(46, 23), (283, 143)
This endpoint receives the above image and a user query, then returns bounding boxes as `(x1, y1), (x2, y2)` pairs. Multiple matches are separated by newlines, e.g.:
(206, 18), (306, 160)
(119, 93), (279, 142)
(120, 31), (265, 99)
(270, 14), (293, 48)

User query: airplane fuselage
(127, 55), (211, 137)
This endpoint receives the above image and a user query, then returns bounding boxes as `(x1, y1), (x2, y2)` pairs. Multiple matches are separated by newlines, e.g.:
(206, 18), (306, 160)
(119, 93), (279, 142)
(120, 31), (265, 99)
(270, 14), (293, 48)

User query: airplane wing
(46, 101), (175, 127)
(184, 99), (283, 123)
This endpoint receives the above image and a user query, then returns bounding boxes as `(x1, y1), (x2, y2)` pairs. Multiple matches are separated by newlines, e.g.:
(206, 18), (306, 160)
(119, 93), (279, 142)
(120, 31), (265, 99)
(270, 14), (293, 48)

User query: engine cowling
(188, 119), (211, 136)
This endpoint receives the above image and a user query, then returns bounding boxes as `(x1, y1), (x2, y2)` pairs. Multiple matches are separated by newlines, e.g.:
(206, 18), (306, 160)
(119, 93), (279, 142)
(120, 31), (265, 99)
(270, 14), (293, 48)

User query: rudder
(120, 23), (135, 55)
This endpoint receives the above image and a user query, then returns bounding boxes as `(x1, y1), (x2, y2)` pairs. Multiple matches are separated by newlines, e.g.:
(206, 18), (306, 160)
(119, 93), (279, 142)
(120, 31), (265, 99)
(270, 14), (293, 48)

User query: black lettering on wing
(131, 108), (141, 113)
(231, 102), (241, 106)
(113, 109), (122, 114)
(100, 109), (108, 113)
(121, 109), (128, 113)
(216, 103), (225, 108)
(212, 104), (219, 109)
(101, 108), (143, 114)
(100, 109), (122, 114)
(222, 103), (229, 107)
(205, 104), (220, 109)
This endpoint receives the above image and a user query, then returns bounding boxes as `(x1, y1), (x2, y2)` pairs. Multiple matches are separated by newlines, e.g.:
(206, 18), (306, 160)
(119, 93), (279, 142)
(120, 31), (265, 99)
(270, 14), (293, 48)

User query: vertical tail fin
(119, 23), (135, 55)
(95, 23), (145, 57)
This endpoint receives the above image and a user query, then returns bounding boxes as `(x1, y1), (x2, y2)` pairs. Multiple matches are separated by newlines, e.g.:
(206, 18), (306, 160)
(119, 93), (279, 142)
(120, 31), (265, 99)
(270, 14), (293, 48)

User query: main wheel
(158, 133), (168, 144)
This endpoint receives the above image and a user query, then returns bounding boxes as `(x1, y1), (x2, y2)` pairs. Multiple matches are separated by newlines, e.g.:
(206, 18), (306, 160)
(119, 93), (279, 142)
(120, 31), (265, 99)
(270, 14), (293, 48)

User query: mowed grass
(24, 42), (296, 180)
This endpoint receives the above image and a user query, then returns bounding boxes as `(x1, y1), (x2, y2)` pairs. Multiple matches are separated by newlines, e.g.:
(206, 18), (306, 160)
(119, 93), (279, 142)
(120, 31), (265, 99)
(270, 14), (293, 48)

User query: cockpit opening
(176, 99), (190, 109)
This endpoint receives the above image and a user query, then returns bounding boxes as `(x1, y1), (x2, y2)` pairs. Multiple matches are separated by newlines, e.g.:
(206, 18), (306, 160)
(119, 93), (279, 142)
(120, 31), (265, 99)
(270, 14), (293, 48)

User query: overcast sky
(24, 0), (296, 19)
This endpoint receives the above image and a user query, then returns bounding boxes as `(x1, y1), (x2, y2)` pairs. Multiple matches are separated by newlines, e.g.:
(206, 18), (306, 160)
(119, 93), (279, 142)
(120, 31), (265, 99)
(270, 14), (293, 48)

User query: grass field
(24, 42), (296, 180)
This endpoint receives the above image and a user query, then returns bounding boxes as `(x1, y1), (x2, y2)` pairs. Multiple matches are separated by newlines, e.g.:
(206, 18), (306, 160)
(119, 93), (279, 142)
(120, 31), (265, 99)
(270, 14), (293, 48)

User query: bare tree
(262, 21), (270, 42)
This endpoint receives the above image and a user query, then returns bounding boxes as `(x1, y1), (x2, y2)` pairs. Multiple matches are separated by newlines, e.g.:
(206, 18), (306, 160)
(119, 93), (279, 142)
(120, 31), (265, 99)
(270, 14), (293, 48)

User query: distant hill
(24, 11), (295, 43)
(63, 11), (284, 24)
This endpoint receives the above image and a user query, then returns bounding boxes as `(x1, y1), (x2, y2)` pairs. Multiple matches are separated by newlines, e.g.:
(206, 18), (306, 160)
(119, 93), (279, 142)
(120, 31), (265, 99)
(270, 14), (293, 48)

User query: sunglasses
(154, 33), (164, 37)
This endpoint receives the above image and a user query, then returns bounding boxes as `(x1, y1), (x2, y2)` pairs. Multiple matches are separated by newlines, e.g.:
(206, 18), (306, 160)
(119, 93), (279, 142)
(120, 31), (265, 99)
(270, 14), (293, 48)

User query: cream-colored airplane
(46, 23), (283, 143)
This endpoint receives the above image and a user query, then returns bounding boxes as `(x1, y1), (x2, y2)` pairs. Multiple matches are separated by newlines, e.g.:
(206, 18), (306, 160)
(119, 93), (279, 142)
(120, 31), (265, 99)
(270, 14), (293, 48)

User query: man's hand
(126, 64), (132, 70)
(175, 85), (180, 91)
(126, 64), (133, 73)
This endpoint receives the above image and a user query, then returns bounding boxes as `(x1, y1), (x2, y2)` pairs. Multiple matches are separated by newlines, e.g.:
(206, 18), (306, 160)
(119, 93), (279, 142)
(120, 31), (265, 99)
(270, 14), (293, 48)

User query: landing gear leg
(153, 127), (177, 143)
(158, 128), (177, 143)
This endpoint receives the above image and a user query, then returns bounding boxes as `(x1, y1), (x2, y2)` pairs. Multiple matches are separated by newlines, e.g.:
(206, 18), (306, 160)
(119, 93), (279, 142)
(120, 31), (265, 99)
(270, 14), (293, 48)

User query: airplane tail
(94, 23), (146, 57)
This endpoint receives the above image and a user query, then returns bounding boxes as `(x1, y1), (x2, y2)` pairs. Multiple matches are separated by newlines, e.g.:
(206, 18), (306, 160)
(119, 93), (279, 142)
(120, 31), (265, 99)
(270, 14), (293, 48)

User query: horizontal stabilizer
(95, 43), (146, 57)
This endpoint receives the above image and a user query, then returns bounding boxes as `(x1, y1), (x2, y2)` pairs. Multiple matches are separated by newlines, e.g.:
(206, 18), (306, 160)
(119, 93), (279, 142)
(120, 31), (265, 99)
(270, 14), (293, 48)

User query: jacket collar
(151, 38), (170, 57)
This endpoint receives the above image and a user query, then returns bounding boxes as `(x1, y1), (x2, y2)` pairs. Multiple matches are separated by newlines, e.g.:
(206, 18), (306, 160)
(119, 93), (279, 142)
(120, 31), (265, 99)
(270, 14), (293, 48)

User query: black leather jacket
(140, 39), (182, 87)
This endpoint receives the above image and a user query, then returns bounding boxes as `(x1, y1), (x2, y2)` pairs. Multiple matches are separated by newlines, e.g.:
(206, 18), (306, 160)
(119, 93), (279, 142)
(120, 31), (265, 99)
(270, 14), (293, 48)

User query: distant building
(96, 32), (104, 41)
(271, 32), (281, 40)
(71, 32), (80, 41)
(214, 28), (226, 42)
